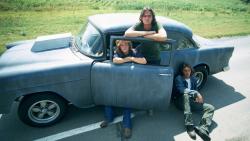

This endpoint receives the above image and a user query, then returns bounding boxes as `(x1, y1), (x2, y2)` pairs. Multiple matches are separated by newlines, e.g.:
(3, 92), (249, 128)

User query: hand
(144, 31), (156, 36)
(129, 57), (135, 62)
(148, 31), (156, 35)
(195, 93), (203, 103)
(124, 57), (132, 62)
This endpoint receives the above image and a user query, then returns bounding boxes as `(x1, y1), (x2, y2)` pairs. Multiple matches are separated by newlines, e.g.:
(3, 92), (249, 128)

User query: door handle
(159, 74), (172, 76)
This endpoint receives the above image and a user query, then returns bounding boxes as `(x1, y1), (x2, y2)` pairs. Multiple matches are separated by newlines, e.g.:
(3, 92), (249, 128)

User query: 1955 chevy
(0, 13), (234, 126)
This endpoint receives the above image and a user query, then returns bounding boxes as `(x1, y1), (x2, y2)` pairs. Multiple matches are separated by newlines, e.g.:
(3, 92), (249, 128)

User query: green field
(0, 0), (250, 54)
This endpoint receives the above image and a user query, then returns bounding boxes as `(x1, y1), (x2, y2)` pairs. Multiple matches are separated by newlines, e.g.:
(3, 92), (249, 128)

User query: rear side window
(167, 32), (195, 50)
(177, 37), (195, 50)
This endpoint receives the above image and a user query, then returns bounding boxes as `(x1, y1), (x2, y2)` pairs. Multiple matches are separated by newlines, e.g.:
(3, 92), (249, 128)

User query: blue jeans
(174, 94), (215, 132)
(104, 106), (132, 128)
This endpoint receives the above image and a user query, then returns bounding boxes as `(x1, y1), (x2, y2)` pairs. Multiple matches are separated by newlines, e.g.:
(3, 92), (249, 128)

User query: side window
(167, 31), (195, 50)
(106, 33), (124, 59)
(131, 41), (171, 51)
(177, 37), (195, 50)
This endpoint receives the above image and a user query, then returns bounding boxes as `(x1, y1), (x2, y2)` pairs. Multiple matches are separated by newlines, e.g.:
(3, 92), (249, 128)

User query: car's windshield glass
(76, 23), (103, 57)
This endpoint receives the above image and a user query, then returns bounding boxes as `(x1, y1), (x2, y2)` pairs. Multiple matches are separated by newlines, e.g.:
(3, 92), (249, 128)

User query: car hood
(0, 33), (90, 67)
(0, 41), (81, 68)
(0, 34), (94, 92)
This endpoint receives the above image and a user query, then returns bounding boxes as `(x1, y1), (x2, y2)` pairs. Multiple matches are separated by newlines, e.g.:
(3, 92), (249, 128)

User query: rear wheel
(194, 66), (208, 90)
(18, 93), (67, 127)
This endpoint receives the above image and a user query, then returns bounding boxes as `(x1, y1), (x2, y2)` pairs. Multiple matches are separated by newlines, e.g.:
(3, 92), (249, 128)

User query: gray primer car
(0, 13), (234, 126)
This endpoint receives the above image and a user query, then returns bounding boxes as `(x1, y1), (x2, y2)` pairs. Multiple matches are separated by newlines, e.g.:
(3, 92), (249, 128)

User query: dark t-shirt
(133, 22), (162, 63)
(114, 49), (144, 59)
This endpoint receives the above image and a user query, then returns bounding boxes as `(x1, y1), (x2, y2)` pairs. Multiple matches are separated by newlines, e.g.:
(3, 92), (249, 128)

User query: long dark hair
(139, 7), (157, 26)
(179, 63), (194, 76)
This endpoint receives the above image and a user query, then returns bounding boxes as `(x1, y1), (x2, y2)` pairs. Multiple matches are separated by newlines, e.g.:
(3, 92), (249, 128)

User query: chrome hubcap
(28, 100), (60, 123)
(194, 71), (204, 87)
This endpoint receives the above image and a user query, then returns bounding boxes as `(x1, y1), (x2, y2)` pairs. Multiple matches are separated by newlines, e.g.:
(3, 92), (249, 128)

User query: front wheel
(194, 66), (208, 90)
(18, 93), (67, 127)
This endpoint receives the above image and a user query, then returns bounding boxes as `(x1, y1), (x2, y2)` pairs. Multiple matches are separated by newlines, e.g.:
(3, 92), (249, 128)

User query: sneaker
(100, 121), (108, 128)
(194, 126), (211, 141)
(186, 125), (196, 140)
(123, 128), (132, 139)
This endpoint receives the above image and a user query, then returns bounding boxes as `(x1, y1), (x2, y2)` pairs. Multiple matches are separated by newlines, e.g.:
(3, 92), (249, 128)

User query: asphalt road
(1, 35), (250, 141)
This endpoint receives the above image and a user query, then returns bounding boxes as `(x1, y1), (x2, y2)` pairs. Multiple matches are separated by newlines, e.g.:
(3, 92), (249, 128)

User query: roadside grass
(160, 10), (250, 38)
(0, 0), (250, 54)
(1, 0), (249, 12)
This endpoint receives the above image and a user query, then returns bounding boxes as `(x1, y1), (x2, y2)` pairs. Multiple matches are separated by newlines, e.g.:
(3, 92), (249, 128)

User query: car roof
(88, 13), (193, 38)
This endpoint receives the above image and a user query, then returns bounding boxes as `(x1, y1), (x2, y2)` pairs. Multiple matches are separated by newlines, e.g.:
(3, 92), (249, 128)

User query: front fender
(0, 61), (94, 113)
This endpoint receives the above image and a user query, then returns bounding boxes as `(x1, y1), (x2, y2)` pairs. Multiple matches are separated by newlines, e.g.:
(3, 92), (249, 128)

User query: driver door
(91, 36), (174, 110)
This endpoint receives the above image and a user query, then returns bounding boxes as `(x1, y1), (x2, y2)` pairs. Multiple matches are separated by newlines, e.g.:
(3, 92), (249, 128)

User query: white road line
(34, 113), (136, 141)
(0, 114), (2, 119)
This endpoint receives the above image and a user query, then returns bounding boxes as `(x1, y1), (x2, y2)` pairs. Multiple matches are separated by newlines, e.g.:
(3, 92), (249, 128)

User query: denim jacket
(173, 75), (198, 99)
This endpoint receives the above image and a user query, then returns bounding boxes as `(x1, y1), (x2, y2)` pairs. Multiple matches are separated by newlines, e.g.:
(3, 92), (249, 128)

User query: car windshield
(76, 23), (103, 57)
